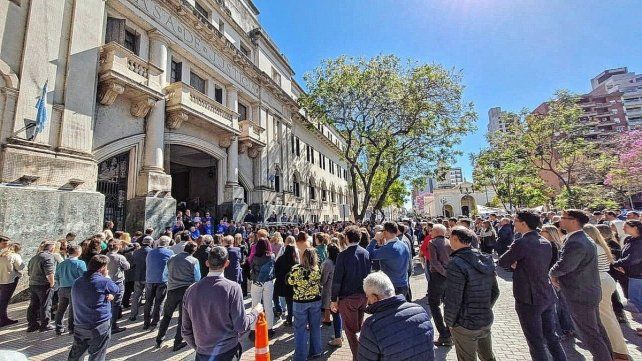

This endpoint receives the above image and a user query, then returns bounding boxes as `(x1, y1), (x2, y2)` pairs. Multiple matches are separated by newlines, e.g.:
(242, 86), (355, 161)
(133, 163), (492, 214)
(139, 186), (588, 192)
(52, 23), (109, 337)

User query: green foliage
(554, 185), (619, 211)
(300, 55), (476, 220)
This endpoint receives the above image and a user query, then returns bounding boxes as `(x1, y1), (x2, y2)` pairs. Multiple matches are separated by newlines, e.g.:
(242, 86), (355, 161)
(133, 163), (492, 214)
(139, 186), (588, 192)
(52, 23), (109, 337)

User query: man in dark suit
(495, 218), (514, 257)
(550, 209), (612, 361)
(499, 211), (566, 361)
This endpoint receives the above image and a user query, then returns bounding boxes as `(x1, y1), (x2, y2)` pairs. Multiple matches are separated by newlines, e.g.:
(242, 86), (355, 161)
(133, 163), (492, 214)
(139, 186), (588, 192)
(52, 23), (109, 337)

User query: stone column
(220, 85), (243, 220)
(127, 31), (175, 235)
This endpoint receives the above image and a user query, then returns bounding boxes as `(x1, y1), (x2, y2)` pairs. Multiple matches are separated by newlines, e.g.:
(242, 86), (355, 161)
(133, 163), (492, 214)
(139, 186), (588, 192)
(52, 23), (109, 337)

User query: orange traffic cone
(255, 312), (271, 361)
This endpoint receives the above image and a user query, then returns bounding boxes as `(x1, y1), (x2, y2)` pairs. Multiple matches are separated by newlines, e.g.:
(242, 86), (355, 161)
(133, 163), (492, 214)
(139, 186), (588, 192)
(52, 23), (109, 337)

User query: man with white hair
(358, 271), (435, 361)
(428, 223), (453, 346)
(144, 235), (174, 330)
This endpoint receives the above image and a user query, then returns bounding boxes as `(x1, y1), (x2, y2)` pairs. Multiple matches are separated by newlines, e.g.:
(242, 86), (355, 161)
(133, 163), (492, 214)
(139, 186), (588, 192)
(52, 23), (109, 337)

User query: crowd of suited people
(0, 208), (641, 361)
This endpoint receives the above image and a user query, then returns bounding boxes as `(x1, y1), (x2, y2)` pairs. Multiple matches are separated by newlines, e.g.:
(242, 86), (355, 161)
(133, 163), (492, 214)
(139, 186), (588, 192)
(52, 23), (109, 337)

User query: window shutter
(105, 17), (126, 45)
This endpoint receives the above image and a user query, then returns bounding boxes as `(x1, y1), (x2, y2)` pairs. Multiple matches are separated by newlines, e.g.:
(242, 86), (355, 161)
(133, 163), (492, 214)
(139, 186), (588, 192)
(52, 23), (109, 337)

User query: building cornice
(249, 27), (295, 76)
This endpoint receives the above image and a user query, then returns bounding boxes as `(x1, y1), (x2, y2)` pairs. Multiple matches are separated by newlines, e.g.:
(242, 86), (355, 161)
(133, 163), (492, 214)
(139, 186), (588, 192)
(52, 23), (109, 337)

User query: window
(170, 60), (182, 83)
(290, 134), (296, 154)
(190, 72), (206, 94)
(214, 86), (223, 104)
(293, 175), (301, 197)
(309, 185), (316, 200)
(331, 191), (336, 203)
(240, 43), (251, 58)
(218, 19), (225, 34)
(238, 103), (248, 121)
(194, 1), (209, 18)
(322, 189), (327, 202)
(123, 29), (139, 54)
(274, 174), (280, 192)
(271, 67), (281, 86)
(306, 145), (315, 163)
(105, 17), (139, 55)
(296, 138), (301, 156)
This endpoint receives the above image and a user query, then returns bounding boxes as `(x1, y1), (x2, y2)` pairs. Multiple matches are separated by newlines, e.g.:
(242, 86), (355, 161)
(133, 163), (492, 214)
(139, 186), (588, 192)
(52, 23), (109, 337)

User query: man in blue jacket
(498, 211), (566, 361)
(367, 222), (410, 299)
(357, 271), (434, 361)
(54, 245), (86, 335)
(144, 236), (174, 330)
(68, 255), (120, 361)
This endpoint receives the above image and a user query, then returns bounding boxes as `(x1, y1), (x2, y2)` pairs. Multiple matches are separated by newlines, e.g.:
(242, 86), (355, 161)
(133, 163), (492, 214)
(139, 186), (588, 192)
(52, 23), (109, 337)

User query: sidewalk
(2, 266), (642, 360)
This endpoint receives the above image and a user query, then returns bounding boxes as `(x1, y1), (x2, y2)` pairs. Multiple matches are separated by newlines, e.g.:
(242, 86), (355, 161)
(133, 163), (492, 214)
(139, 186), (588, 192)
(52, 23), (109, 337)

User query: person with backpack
(250, 238), (276, 338)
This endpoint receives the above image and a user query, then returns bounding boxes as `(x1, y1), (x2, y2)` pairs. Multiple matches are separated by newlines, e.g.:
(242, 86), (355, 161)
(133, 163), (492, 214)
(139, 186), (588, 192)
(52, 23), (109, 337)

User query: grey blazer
(549, 231), (601, 306)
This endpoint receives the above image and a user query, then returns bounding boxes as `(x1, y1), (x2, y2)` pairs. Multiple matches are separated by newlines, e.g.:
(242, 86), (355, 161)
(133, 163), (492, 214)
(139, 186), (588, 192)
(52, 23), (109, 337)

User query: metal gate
(97, 152), (129, 231)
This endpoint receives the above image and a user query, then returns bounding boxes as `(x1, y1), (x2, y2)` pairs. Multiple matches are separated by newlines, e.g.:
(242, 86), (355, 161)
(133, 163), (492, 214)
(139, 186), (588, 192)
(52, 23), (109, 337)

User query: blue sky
(254, 0), (642, 179)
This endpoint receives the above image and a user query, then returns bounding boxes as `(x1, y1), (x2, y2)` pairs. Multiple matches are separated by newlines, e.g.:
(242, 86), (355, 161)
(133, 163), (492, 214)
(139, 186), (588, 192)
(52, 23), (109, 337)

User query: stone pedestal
(219, 184), (246, 221)
(0, 185), (104, 293)
(126, 196), (176, 237)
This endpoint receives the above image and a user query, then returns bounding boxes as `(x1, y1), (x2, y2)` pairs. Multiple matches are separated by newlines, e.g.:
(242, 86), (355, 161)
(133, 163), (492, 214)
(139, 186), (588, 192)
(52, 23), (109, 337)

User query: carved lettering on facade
(128, 0), (260, 96)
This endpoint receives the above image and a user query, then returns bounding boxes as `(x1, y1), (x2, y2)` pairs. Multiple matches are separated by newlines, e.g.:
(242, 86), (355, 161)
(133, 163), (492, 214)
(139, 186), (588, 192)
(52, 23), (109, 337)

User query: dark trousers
(55, 287), (74, 331)
(0, 278), (18, 322)
(129, 281), (145, 319)
(110, 281), (124, 328)
(273, 291), (282, 314)
(195, 343), (242, 361)
(394, 285), (411, 302)
(515, 301), (566, 361)
(480, 244), (494, 254)
(331, 309), (342, 339)
(566, 301), (612, 361)
(338, 294), (367, 360)
(611, 291), (625, 318)
(156, 286), (188, 345)
(68, 320), (111, 361)
(144, 282), (167, 326)
(285, 296), (294, 323)
(27, 284), (53, 328)
(122, 281), (134, 308)
(554, 289), (574, 334)
(428, 272), (450, 339)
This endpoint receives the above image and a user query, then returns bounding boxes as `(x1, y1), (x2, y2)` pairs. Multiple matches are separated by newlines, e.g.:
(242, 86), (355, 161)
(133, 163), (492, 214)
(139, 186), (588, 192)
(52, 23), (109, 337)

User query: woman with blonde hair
(584, 224), (629, 361)
(0, 239), (24, 327)
(270, 231), (284, 260)
(288, 248), (322, 361)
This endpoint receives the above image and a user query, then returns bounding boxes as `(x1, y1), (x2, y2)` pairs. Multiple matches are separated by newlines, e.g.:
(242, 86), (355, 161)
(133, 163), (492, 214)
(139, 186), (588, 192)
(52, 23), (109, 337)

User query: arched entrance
(97, 151), (130, 230)
(443, 204), (454, 217)
(461, 195), (476, 216)
(168, 145), (220, 218)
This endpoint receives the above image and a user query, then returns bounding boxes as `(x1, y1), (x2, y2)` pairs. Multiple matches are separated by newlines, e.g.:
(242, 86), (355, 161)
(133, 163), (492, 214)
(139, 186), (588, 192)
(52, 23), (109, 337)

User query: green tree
(300, 55), (475, 221)
(501, 90), (597, 207)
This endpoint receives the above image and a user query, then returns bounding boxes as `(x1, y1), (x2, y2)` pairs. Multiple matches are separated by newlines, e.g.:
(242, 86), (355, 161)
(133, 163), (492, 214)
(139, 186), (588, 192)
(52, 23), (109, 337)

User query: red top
(420, 235), (431, 261)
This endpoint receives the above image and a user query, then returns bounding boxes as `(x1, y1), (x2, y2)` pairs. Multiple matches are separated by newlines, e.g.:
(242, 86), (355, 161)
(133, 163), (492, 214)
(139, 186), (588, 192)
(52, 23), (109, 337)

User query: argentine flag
(33, 80), (48, 139)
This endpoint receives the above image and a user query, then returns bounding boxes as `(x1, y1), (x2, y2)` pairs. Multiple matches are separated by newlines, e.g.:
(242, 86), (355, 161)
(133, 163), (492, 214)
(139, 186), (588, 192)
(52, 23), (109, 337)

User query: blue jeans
(293, 300), (322, 361)
(628, 277), (642, 312)
(331, 310), (342, 339)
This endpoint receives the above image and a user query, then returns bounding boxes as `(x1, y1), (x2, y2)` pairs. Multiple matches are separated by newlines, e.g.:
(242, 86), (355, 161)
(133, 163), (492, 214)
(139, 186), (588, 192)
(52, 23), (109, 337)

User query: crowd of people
(0, 207), (641, 361)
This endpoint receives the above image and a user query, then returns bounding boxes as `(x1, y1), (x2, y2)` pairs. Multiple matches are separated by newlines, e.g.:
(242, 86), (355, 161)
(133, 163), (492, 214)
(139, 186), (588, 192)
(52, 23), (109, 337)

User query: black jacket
(497, 231), (556, 306)
(358, 295), (435, 361)
(550, 231), (601, 306)
(274, 255), (295, 298)
(612, 236), (642, 279)
(444, 247), (499, 330)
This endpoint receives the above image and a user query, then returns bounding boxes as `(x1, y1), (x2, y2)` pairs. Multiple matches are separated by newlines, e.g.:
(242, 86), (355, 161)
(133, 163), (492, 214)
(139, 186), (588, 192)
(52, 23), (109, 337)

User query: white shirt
(207, 271), (223, 277)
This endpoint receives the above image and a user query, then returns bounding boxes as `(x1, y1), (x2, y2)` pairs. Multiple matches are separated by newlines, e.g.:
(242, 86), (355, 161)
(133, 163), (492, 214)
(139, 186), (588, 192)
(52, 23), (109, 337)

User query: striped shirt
(596, 244), (611, 273)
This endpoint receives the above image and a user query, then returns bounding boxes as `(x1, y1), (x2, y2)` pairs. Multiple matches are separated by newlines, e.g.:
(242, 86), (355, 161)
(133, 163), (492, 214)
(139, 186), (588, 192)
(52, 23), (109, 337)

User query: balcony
(239, 119), (266, 157)
(97, 42), (164, 117)
(164, 82), (239, 137)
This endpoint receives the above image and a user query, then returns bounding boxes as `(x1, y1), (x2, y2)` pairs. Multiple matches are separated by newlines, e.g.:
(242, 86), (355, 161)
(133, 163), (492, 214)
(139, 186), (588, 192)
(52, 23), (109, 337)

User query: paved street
(2, 262), (642, 360)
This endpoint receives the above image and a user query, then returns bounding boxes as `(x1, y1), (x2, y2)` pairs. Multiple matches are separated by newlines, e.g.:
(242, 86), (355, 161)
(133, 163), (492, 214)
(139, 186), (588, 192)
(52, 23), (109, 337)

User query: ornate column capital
(147, 29), (171, 46)
(131, 96), (156, 118)
(98, 81), (124, 106)
(166, 111), (187, 130)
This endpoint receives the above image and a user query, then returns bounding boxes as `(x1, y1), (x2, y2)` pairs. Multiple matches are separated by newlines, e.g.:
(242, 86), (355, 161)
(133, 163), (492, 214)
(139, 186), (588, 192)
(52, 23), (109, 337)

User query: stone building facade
(0, 0), (351, 257)
(427, 182), (496, 218)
